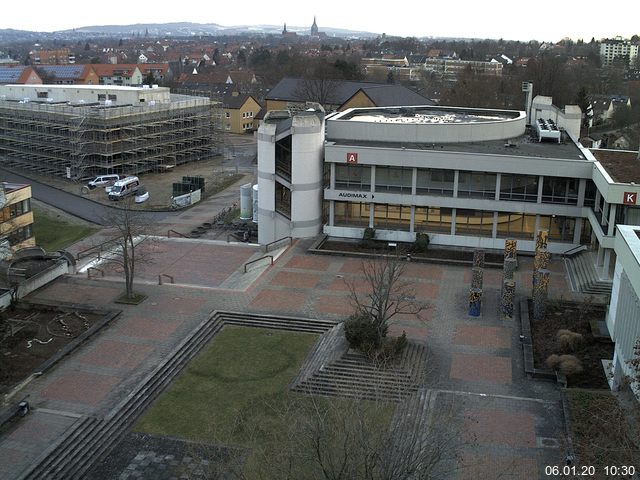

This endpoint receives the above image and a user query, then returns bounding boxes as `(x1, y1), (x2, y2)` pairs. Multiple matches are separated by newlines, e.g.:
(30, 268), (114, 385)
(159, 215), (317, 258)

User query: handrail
(264, 236), (293, 253)
(243, 255), (273, 273)
(87, 267), (104, 279)
(76, 237), (120, 261)
(167, 229), (187, 238)
(562, 245), (586, 258)
(158, 274), (174, 285)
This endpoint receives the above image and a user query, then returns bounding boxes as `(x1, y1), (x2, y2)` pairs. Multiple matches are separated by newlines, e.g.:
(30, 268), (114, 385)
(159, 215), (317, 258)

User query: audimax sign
(337, 192), (369, 199)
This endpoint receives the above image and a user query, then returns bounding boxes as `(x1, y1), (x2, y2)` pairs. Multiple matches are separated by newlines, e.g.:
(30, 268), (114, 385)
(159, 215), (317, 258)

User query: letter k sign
(623, 192), (637, 205)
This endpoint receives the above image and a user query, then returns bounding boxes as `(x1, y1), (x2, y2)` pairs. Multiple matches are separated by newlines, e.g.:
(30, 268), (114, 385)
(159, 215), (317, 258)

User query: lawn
(135, 326), (395, 477)
(32, 206), (97, 252)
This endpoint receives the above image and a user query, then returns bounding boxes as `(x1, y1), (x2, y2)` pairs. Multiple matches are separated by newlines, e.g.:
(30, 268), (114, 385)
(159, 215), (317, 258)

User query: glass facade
(335, 165), (371, 191)
(275, 182), (291, 219)
(500, 174), (539, 202)
(539, 215), (575, 242)
(455, 209), (493, 236)
(375, 166), (413, 193)
(541, 177), (578, 205)
(416, 168), (454, 196)
(457, 171), (497, 199)
(0, 198), (31, 221)
(373, 204), (411, 231)
(496, 212), (537, 239)
(414, 206), (452, 233)
(334, 201), (370, 227)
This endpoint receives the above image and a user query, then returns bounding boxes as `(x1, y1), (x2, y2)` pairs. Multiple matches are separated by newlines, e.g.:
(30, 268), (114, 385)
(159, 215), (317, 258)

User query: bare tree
(345, 255), (429, 350)
(102, 199), (152, 300)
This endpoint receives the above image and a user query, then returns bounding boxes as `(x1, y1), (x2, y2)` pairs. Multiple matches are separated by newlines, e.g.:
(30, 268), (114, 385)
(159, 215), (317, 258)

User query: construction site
(0, 85), (222, 179)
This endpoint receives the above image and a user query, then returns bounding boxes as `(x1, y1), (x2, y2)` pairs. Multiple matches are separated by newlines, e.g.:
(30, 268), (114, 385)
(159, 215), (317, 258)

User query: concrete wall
(0, 84), (171, 104)
(328, 106), (526, 144)
(16, 260), (70, 299)
(531, 96), (581, 142)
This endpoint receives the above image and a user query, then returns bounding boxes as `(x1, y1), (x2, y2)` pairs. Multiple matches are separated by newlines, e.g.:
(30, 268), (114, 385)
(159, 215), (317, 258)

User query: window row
(332, 201), (578, 241)
(333, 165), (580, 205)
(0, 199), (31, 222)
(6, 224), (33, 246)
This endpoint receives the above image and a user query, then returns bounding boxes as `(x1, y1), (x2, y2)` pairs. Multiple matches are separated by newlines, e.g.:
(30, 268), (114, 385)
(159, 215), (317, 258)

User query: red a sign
(346, 152), (358, 164)
(623, 192), (637, 205)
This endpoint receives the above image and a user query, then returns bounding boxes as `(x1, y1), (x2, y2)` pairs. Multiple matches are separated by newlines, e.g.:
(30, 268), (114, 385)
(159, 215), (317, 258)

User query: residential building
(265, 77), (433, 112)
(33, 65), (99, 85)
(32, 48), (74, 65)
(223, 92), (261, 133)
(422, 58), (503, 78)
(600, 37), (639, 67)
(589, 94), (632, 123)
(0, 66), (43, 85)
(0, 84), (218, 179)
(0, 182), (35, 257)
(92, 64), (144, 86)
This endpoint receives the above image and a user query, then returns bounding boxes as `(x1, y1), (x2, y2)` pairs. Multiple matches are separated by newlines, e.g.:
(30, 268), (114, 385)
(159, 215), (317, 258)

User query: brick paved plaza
(0, 234), (571, 479)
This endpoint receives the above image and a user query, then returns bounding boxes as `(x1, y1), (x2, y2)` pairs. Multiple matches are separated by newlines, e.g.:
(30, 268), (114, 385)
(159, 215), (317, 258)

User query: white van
(87, 174), (120, 189)
(108, 176), (140, 200)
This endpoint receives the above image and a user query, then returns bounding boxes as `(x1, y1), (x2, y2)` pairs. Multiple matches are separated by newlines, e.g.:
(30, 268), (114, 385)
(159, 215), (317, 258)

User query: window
(373, 204), (411, 231)
(539, 215), (576, 242)
(455, 209), (493, 236)
(225, 112), (230, 118)
(275, 182), (291, 219)
(416, 168), (454, 196)
(98, 94), (106, 101)
(375, 166), (412, 193)
(1, 199), (31, 222)
(335, 165), (371, 191)
(414, 206), (452, 233)
(108, 94), (117, 101)
(457, 171), (497, 199)
(500, 174), (538, 202)
(7, 224), (33, 246)
(275, 136), (292, 181)
(496, 212), (537, 239)
(225, 124), (231, 131)
(541, 177), (578, 205)
(334, 201), (370, 227)
(37, 91), (48, 98)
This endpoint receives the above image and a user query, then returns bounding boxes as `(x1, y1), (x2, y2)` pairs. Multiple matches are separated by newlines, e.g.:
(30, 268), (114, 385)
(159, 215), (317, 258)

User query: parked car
(108, 176), (140, 201)
(87, 174), (120, 190)
(134, 186), (149, 203)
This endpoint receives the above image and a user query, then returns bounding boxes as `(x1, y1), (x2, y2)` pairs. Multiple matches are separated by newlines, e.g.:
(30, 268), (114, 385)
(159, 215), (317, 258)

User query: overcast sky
(1, 0), (638, 42)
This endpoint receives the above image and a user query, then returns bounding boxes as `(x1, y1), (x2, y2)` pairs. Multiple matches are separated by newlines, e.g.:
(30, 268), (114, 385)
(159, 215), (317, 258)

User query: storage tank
(239, 183), (252, 220)
(252, 184), (259, 223)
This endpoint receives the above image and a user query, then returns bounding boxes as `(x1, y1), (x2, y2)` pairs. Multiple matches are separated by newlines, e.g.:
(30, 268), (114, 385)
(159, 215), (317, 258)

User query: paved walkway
(0, 234), (572, 479)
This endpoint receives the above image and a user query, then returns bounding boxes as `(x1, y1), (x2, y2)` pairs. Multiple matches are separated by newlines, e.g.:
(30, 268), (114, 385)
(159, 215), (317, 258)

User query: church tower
(310, 16), (318, 36)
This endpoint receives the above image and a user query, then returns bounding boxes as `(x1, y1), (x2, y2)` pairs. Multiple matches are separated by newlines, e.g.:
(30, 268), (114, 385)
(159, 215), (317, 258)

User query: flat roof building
(0, 84), (219, 178)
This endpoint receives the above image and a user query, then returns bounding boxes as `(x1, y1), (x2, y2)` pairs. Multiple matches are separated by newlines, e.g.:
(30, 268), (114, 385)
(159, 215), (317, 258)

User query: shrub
(411, 232), (430, 254)
(547, 354), (583, 376)
(344, 312), (382, 352)
(360, 227), (377, 249)
(556, 329), (584, 352)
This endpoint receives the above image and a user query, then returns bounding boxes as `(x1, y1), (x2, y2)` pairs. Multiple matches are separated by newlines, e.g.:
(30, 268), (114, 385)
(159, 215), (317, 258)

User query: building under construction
(0, 84), (221, 179)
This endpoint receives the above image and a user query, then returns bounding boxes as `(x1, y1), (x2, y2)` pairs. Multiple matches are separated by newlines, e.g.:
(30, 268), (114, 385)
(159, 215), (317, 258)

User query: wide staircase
(17, 311), (337, 480)
(291, 324), (429, 402)
(564, 251), (613, 296)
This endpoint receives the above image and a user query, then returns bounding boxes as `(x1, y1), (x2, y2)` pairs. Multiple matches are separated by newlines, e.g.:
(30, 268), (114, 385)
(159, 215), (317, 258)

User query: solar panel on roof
(38, 65), (84, 78)
(0, 68), (24, 83)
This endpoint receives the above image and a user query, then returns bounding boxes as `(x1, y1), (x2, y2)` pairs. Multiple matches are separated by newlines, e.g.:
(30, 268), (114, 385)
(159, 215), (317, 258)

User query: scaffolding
(0, 93), (221, 179)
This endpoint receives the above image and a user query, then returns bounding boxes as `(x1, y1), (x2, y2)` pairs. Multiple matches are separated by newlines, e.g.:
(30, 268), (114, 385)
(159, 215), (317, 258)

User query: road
(0, 168), (172, 226)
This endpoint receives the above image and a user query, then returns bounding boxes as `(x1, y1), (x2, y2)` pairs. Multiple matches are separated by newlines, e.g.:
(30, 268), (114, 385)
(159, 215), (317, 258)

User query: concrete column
(453, 170), (459, 198)
(492, 212), (498, 238)
(608, 204), (617, 236)
(410, 205), (415, 233)
(329, 163), (335, 190)
(596, 244), (605, 267)
(495, 173), (501, 201)
(573, 217), (583, 244)
(370, 165), (376, 193)
(451, 208), (456, 236)
(534, 215), (541, 236)
(602, 249), (611, 280)
(537, 175), (544, 203)
(594, 190), (601, 213)
(369, 203), (374, 228)
(329, 200), (334, 226)
(577, 179), (586, 207)
(602, 200), (609, 227)
(411, 167), (417, 196)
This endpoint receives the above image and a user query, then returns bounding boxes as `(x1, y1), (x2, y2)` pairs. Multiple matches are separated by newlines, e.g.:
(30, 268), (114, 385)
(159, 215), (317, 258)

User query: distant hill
(0, 22), (378, 43)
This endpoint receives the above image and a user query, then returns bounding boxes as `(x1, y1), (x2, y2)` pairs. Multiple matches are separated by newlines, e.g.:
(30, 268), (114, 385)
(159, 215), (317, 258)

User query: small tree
(103, 199), (151, 301)
(344, 255), (428, 359)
